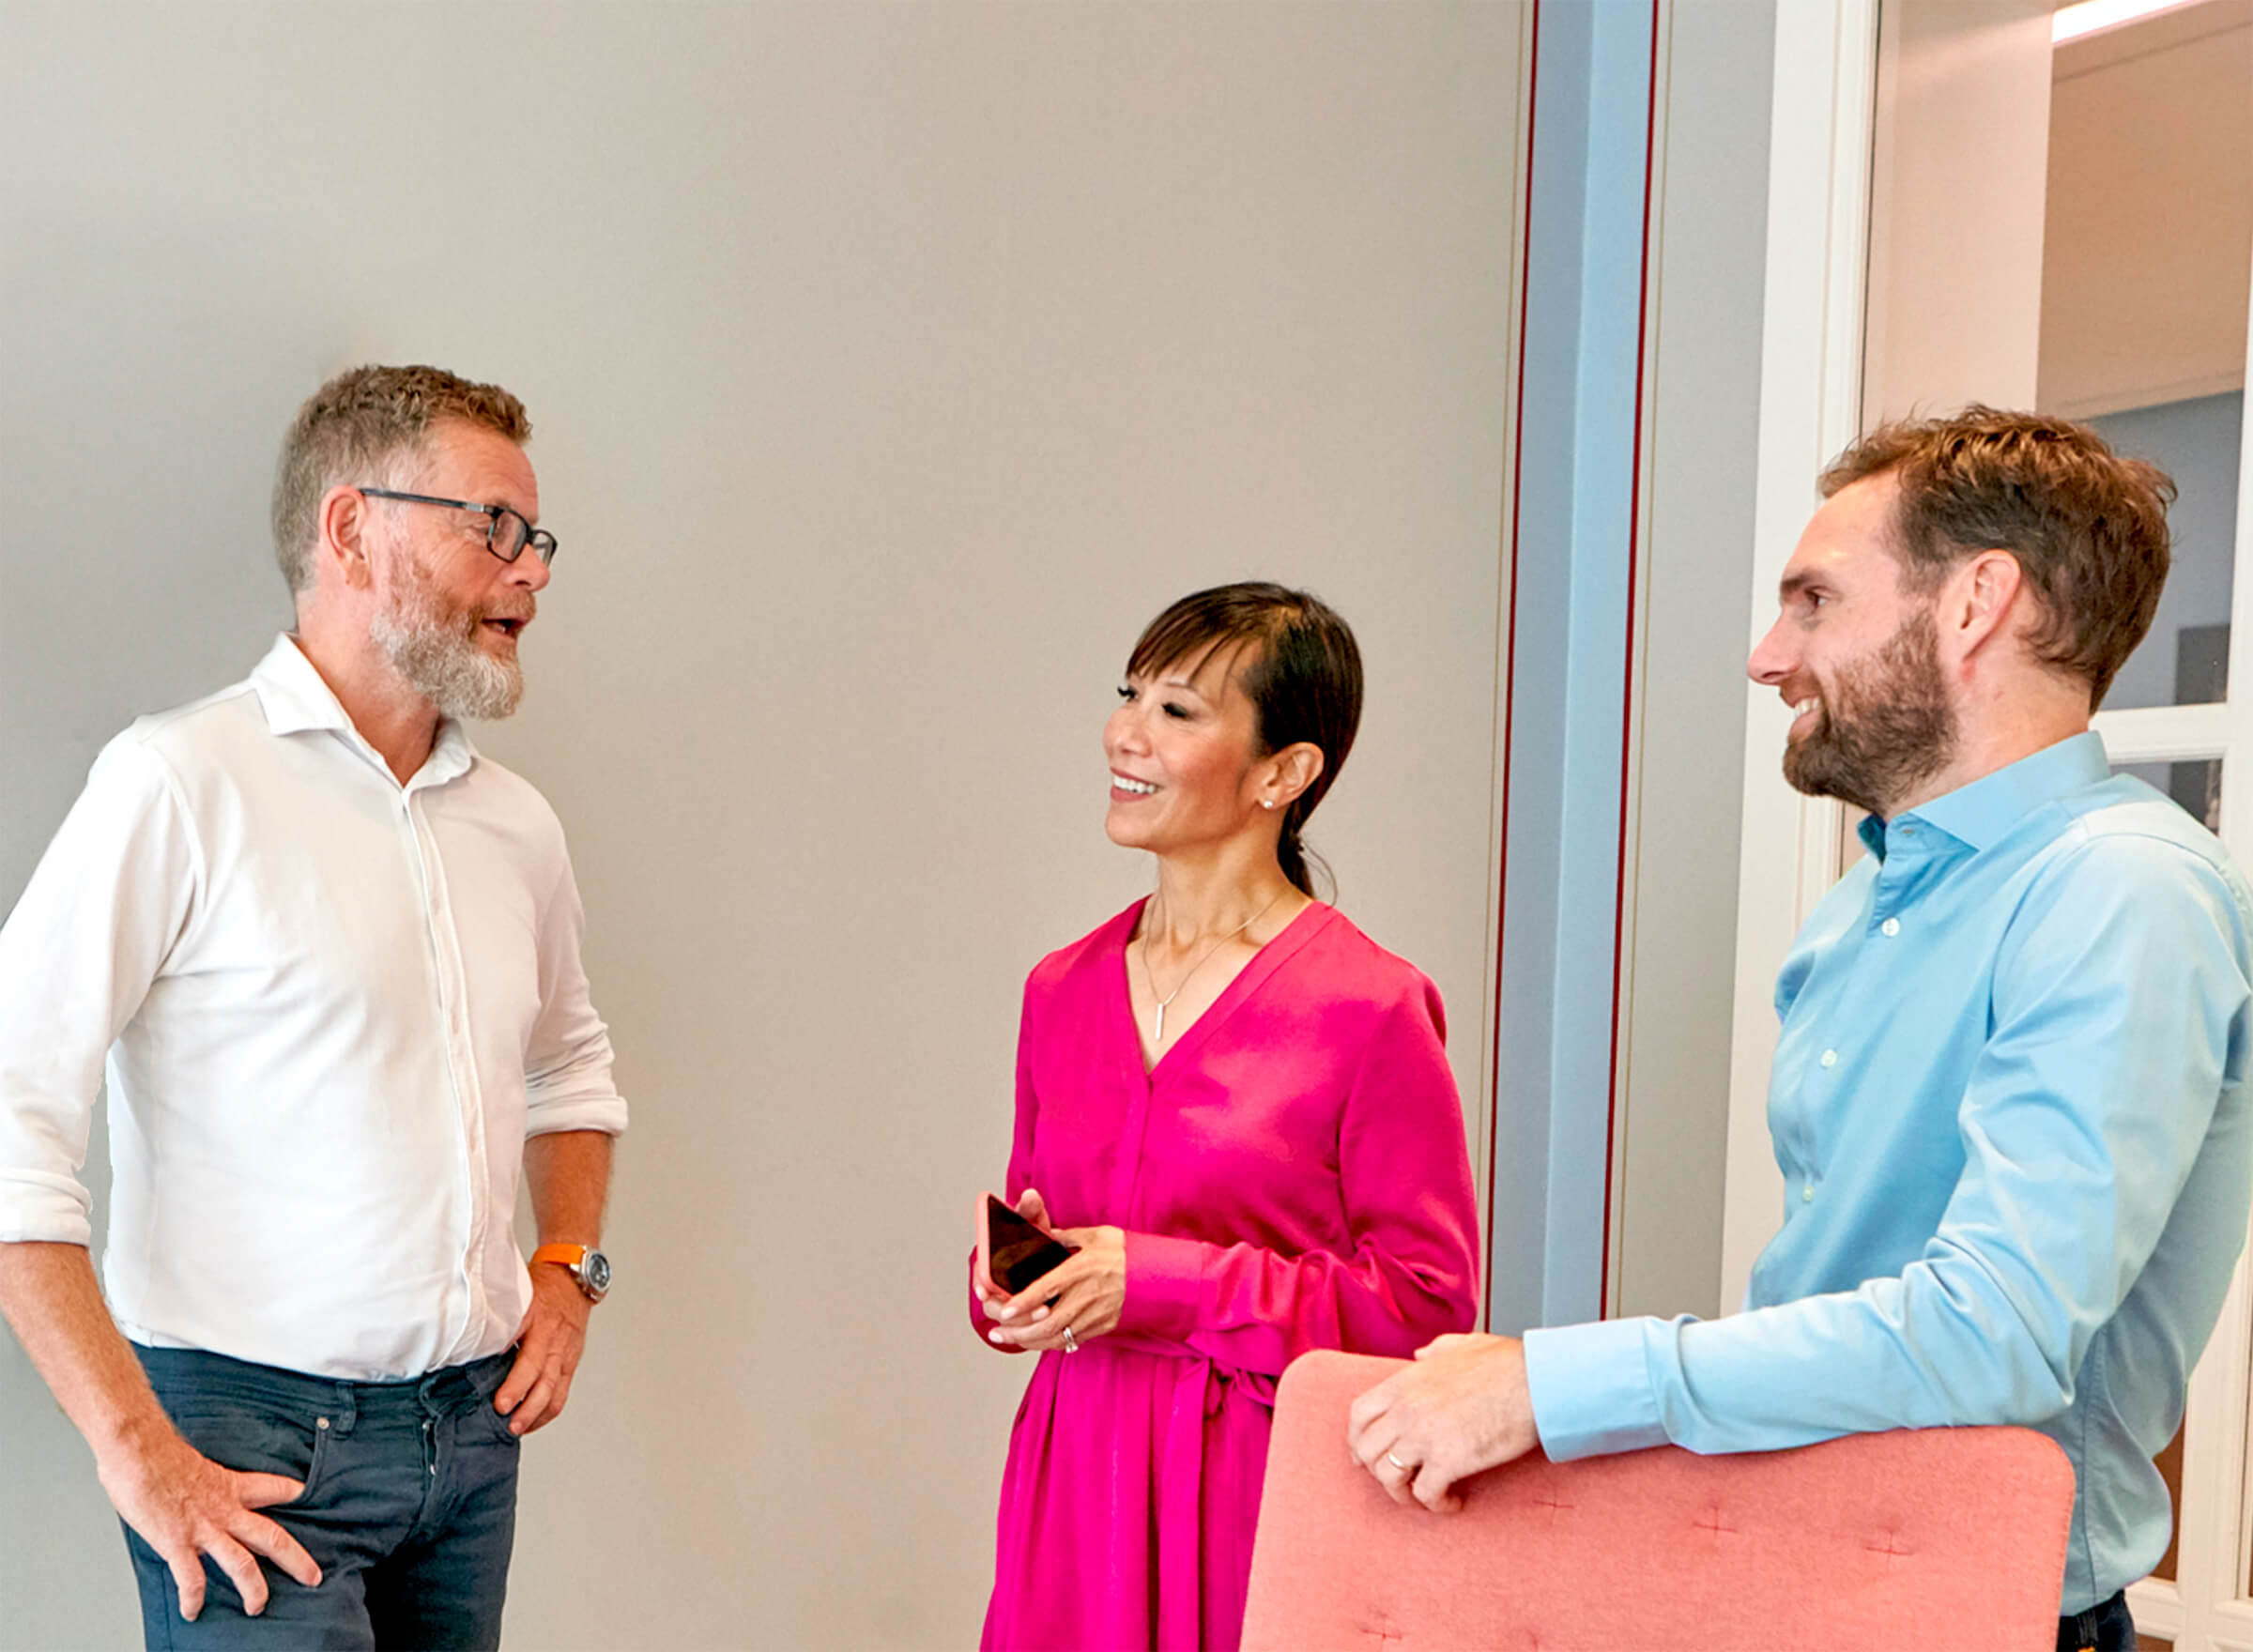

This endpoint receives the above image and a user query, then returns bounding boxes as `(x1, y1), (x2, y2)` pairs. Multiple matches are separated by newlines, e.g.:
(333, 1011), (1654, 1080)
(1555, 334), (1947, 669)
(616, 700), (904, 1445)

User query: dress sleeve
(1525, 833), (2252, 1460)
(0, 737), (199, 1246)
(968, 973), (1044, 1351)
(1111, 977), (1481, 1374)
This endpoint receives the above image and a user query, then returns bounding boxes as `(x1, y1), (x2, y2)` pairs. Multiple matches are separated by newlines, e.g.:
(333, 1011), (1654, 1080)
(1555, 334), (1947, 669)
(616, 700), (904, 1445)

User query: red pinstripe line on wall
(1597, 0), (1664, 1321)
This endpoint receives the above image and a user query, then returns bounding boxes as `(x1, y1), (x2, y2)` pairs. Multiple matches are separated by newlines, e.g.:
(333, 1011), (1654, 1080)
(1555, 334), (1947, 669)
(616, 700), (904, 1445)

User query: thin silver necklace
(1140, 890), (1284, 1047)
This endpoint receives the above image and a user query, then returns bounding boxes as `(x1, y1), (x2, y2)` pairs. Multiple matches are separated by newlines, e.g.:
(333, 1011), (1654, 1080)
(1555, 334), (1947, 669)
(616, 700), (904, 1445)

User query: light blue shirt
(1524, 732), (2253, 1612)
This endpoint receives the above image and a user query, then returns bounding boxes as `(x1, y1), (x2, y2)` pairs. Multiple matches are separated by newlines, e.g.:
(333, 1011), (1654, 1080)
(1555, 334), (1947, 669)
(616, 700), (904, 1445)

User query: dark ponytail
(1275, 813), (1324, 901)
(1125, 581), (1362, 899)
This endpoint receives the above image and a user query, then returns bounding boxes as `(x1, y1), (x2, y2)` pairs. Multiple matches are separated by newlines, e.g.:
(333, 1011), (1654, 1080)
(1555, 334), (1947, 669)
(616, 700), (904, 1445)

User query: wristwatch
(529, 1243), (613, 1303)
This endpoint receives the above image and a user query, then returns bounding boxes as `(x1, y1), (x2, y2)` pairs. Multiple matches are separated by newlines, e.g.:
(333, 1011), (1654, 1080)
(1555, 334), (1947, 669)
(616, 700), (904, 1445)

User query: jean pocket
(454, 1355), (526, 1446)
(161, 1402), (335, 1507)
(469, 1393), (525, 1447)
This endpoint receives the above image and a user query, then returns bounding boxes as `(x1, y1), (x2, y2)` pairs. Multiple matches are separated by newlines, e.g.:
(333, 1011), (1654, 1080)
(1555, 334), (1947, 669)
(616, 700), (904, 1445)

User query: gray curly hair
(271, 364), (530, 593)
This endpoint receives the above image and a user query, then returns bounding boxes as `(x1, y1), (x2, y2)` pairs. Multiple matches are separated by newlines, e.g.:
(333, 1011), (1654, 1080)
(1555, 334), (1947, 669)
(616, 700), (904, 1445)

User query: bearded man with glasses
(0, 363), (627, 1648)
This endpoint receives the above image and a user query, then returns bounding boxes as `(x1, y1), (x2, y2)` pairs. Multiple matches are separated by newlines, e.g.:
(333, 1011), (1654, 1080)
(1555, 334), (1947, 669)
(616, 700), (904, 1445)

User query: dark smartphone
(979, 1193), (1079, 1297)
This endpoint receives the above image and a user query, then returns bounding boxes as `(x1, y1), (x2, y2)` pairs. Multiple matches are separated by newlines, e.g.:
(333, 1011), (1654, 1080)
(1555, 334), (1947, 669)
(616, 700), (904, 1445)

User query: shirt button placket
(406, 787), (485, 1362)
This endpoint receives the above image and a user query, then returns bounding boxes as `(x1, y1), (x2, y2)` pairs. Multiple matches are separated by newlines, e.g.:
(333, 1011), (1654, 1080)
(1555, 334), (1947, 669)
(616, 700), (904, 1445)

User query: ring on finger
(1062, 1325), (1080, 1353)
(1385, 1451), (1410, 1472)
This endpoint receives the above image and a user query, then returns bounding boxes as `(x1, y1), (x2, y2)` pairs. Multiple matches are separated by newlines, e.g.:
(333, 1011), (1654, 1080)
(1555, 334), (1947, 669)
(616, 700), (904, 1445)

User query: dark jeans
(125, 1344), (521, 1651)
(2057, 1590), (2138, 1652)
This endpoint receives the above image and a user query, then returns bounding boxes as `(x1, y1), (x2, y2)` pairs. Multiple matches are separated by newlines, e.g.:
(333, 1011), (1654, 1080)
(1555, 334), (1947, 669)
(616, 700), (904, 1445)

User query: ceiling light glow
(2053, 0), (2214, 45)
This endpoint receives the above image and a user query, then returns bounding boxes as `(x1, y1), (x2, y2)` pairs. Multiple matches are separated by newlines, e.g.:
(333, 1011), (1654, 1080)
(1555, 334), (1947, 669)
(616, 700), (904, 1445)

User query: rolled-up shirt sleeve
(522, 844), (627, 1138)
(1525, 832), (2250, 1461)
(0, 736), (198, 1245)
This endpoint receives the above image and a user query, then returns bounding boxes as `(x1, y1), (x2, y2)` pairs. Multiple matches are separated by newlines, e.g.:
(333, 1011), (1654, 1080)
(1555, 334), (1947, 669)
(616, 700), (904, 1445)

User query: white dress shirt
(0, 635), (627, 1379)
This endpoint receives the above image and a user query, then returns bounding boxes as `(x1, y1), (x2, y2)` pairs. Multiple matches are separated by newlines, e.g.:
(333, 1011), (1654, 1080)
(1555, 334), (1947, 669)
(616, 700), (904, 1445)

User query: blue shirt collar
(1860, 730), (2107, 862)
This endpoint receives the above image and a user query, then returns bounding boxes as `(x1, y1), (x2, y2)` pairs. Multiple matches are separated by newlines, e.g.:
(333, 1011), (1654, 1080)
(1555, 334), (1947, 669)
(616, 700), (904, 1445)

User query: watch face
(584, 1250), (613, 1295)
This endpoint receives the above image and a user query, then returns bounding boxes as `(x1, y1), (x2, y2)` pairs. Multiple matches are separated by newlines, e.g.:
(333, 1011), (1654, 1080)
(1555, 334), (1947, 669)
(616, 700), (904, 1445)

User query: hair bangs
(1125, 600), (1281, 690)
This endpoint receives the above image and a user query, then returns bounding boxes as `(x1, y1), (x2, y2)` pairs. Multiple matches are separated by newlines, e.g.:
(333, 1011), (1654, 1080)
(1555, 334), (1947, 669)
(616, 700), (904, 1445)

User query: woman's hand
(984, 1195), (1127, 1354)
(973, 1189), (1052, 1317)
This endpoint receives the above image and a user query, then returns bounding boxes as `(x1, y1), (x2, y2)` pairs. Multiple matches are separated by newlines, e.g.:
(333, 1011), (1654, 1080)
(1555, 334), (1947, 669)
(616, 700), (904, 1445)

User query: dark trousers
(2057, 1589), (2138, 1652)
(125, 1344), (521, 1651)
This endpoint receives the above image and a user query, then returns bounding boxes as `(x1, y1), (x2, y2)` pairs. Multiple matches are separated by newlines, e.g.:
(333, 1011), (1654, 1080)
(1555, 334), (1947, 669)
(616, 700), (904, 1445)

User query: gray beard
(369, 557), (525, 721)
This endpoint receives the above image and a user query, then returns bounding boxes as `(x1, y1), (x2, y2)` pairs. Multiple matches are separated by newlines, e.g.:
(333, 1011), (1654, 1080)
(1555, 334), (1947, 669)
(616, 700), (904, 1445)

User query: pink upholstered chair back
(1243, 1350), (2076, 1652)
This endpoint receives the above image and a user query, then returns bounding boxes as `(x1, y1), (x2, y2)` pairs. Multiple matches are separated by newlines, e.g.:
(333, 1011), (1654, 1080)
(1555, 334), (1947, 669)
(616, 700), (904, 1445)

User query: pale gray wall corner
(0, 4), (1520, 1645)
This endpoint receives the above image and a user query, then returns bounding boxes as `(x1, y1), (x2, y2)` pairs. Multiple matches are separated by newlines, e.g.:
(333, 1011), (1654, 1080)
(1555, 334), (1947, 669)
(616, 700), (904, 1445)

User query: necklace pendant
(1140, 888), (1284, 1057)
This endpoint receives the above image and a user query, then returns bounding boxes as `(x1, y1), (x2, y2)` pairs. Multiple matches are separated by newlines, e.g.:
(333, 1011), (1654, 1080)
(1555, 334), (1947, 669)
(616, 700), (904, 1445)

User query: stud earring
(1262, 800), (1277, 810)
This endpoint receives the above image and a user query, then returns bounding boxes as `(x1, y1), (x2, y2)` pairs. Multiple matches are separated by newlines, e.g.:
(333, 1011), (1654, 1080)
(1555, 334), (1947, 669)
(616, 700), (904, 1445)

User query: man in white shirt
(0, 363), (628, 1648)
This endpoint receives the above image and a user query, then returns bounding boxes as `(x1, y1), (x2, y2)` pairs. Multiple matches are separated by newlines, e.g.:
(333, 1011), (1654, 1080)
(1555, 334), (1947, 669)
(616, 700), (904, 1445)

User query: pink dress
(973, 900), (1481, 1652)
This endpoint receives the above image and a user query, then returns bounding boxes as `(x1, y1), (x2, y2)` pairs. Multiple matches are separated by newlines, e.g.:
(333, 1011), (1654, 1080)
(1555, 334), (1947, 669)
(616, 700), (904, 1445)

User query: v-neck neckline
(1113, 896), (1332, 1079)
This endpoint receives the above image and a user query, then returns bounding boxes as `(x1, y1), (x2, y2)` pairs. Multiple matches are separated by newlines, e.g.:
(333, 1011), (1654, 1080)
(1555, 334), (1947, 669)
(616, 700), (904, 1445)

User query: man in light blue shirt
(1349, 408), (2253, 1651)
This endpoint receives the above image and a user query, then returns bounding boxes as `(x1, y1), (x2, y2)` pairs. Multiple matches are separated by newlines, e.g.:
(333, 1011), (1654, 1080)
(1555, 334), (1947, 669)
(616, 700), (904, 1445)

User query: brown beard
(1782, 607), (1956, 818)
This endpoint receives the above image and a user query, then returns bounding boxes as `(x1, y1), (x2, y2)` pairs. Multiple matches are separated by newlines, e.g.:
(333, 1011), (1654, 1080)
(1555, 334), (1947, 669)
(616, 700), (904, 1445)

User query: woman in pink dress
(971, 582), (1481, 1652)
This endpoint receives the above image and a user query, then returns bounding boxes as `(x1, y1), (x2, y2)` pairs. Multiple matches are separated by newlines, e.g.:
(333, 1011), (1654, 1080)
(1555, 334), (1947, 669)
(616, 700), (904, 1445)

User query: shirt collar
(250, 634), (478, 788)
(1885, 729), (2108, 857)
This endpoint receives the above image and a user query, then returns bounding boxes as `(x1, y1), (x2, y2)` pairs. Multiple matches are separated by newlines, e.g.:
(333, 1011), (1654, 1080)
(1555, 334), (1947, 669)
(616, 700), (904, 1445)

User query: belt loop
(327, 1382), (359, 1437)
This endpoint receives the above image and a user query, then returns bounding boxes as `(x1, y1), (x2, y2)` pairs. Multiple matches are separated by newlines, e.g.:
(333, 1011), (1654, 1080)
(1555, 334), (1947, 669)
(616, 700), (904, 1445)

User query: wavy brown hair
(1819, 406), (2174, 708)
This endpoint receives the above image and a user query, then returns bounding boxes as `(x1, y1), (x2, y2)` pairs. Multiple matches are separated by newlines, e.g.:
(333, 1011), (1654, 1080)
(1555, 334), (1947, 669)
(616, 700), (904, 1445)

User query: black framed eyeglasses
(356, 488), (559, 566)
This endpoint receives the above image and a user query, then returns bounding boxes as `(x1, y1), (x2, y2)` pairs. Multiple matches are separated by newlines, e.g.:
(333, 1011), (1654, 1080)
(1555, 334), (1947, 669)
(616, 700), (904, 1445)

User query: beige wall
(2040, 0), (2253, 417)
(1865, 0), (2253, 426)
(1862, 0), (2054, 424)
(0, 5), (1523, 1645)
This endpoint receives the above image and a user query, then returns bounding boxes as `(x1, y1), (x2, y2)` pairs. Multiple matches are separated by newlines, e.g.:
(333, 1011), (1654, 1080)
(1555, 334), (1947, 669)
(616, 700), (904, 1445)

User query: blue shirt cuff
(1524, 1317), (1673, 1461)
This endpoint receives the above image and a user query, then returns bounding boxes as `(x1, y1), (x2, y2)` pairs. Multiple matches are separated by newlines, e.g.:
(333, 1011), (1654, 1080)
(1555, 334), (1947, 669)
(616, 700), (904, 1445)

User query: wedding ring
(1385, 1451), (1409, 1471)
(1062, 1325), (1080, 1353)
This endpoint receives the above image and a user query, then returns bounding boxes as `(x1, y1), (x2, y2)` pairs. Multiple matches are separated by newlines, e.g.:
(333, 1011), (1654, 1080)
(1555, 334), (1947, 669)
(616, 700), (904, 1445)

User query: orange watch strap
(530, 1244), (589, 1268)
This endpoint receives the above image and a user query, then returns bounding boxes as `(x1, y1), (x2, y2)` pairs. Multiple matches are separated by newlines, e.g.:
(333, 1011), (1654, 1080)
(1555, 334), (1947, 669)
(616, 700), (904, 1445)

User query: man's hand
(508, 1131), (611, 1434)
(496, 1263), (592, 1435)
(96, 1422), (321, 1621)
(1346, 1333), (1540, 1512)
(0, 1243), (321, 1620)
